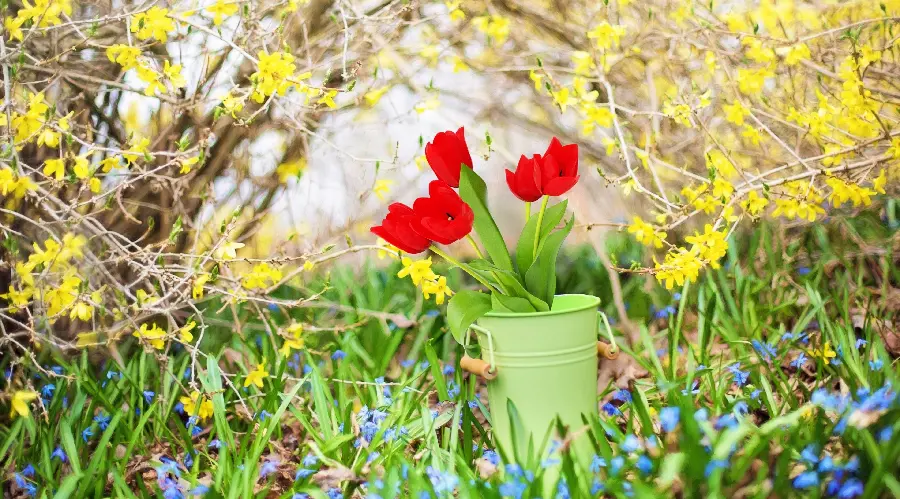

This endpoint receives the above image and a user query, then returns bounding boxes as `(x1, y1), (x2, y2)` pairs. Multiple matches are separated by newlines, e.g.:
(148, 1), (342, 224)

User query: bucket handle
(460, 324), (498, 380)
(597, 311), (619, 360)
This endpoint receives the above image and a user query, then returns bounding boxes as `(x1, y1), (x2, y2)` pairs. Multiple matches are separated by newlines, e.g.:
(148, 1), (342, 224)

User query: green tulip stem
(532, 195), (550, 258)
(430, 245), (498, 293)
(525, 201), (532, 221)
(465, 234), (485, 260)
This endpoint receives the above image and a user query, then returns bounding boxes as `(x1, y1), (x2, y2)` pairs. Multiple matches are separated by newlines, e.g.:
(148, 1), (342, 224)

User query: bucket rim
(482, 293), (601, 318)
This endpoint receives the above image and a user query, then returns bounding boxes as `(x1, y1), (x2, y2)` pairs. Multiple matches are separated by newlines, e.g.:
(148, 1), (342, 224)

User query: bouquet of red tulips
(371, 128), (579, 343)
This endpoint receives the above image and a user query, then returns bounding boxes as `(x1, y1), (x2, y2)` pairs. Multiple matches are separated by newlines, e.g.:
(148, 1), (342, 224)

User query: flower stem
(430, 245), (498, 293)
(465, 235), (485, 260)
(525, 201), (532, 221)
(532, 195), (550, 257)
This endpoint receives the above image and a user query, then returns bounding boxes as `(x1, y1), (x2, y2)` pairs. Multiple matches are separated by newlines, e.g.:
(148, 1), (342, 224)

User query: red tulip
(505, 155), (543, 202)
(424, 127), (474, 188)
(410, 180), (474, 245)
(540, 137), (579, 196)
(371, 203), (432, 254)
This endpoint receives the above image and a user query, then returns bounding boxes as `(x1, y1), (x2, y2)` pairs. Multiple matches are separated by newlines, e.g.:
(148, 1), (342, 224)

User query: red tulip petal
(542, 175), (579, 196)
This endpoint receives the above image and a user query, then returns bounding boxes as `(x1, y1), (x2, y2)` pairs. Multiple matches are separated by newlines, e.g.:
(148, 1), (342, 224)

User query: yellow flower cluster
(472, 15), (510, 44)
(772, 181), (826, 222)
(241, 263), (283, 290)
(3, 0), (72, 41)
(180, 390), (214, 421)
(106, 44), (186, 97)
(279, 323), (304, 358)
(627, 216), (666, 249)
(397, 257), (453, 305)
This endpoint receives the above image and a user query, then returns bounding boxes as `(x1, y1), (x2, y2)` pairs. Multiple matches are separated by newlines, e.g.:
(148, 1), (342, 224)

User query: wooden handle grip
(460, 354), (498, 380)
(598, 341), (619, 360)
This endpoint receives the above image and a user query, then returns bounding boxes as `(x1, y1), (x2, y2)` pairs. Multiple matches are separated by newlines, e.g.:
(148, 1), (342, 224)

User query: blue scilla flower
(733, 401), (749, 415)
(636, 455), (653, 475)
(620, 434), (641, 453)
(22, 464), (35, 477)
(400, 359), (416, 368)
(259, 459), (278, 478)
(331, 350), (347, 361)
(301, 453), (318, 467)
(556, 478), (571, 499)
(590, 455), (607, 473)
(447, 382), (460, 399)
(870, 359), (884, 371)
(326, 493), (343, 499)
(610, 456), (625, 475)
(94, 412), (111, 431)
(694, 408), (709, 422)
(601, 402), (621, 416)
(791, 352), (808, 368)
(727, 363), (750, 386)
(752, 340), (778, 362)
(190, 485), (209, 496)
(295, 468), (315, 480)
(143, 390), (156, 404)
(257, 410), (272, 421)
(442, 365), (455, 376)
(82, 426), (94, 442)
(41, 384), (55, 398)
(660, 406), (679, 432)
(498, 477), (526, 499)
(591, 479), (605, 494)
(714, 414), (738, 430)
(705, 459), (727, 477)
(838, 478), (864, 498)
(208, 439), (224, 450)
(792, 471), (819, 489)
(856, 339), (867, 349)
(612, 389), (631, 403)
(879, 426), (893, 442)
(426, 466), (459, 495)
(14, 472), (27, 488)
(482, 449), (500, 466)
(51, 446), (67, 463)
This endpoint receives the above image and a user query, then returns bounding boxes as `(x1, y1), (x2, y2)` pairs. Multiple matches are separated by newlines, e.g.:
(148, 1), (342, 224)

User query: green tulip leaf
(491, 292), (536, 313)
(515, 199), (568, 276)
(468, 259), (549, 311)
(524, 216), (575, 306)
(446, 290), (492, 344)
(459, 167), (513, 271)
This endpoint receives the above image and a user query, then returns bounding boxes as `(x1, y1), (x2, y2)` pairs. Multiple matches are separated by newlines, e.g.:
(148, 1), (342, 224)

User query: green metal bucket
(473, 294), (603, 478)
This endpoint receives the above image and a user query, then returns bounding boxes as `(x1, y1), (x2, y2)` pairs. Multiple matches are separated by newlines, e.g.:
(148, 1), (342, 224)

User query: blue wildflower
(14, 473), (27, 488)
(879, 426), (893, 442)
(752, 340), (778, 362)
(612, 389), (632, 403)
(590, 454), (607, 472)
(259, 459), (278, 478)
(610, 456), (625, 475)
(856, 339), (867, 349)
(295, 468), (315, 480)
(621, 434), (641, 453)
(425, 467), (459, 495)
(601, 402), (621, 416)
(82, 427), (94, 442)
(556, 478), (571, 499)
(636, 455), (653, 475)
(590, 479), (605, 494)
(482, 450), (500, 466)
(331, 350), (346, 361)
(190, 484), (209, 496)
(51, 446), (67, 463)
(301, 453), (318, 467)
(442, 365), (455, 376)
(733, 401), (749, 415)
(705, 459), (727, 477)
(257, 410), (272, 421)
(727, 363), (750, 386)
(143, 390), (155, 404)
(208, 439), (224, 450)
(183, 452), (195, 469)
(447, 382), (460, 399)
(870, 359), (884, 371)
(400, 359), (416, 368)
(94, 412), (111, 431)
(41, 384), (55, 398)
(694, 408), (709, 422)
(660, 406), (680, 432)
(792, 471), (819, 489)
(791, 352), (807, 368)
(838, 478), (863, 498)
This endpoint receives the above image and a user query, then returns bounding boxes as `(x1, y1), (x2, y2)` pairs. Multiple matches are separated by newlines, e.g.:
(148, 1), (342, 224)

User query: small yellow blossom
(193, 274), (209, 299)
(180, 390), (214, 421)
(685, 224), (728, 268)
(398, 257), (436, 285)
(133, 323), (167, 349)
(422, 275), (452, 304)
(276, 158), (306, 183)
(206, 0), (238, 26)
(740, 190), (769, 216)
(179, 321), (196, 343)
(244, 362), (269, 388)
(627, 216), (667, 249)
(214, 241), (244, 260)
(10, 390), (39, 419)
(131, 7), (176, 42)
